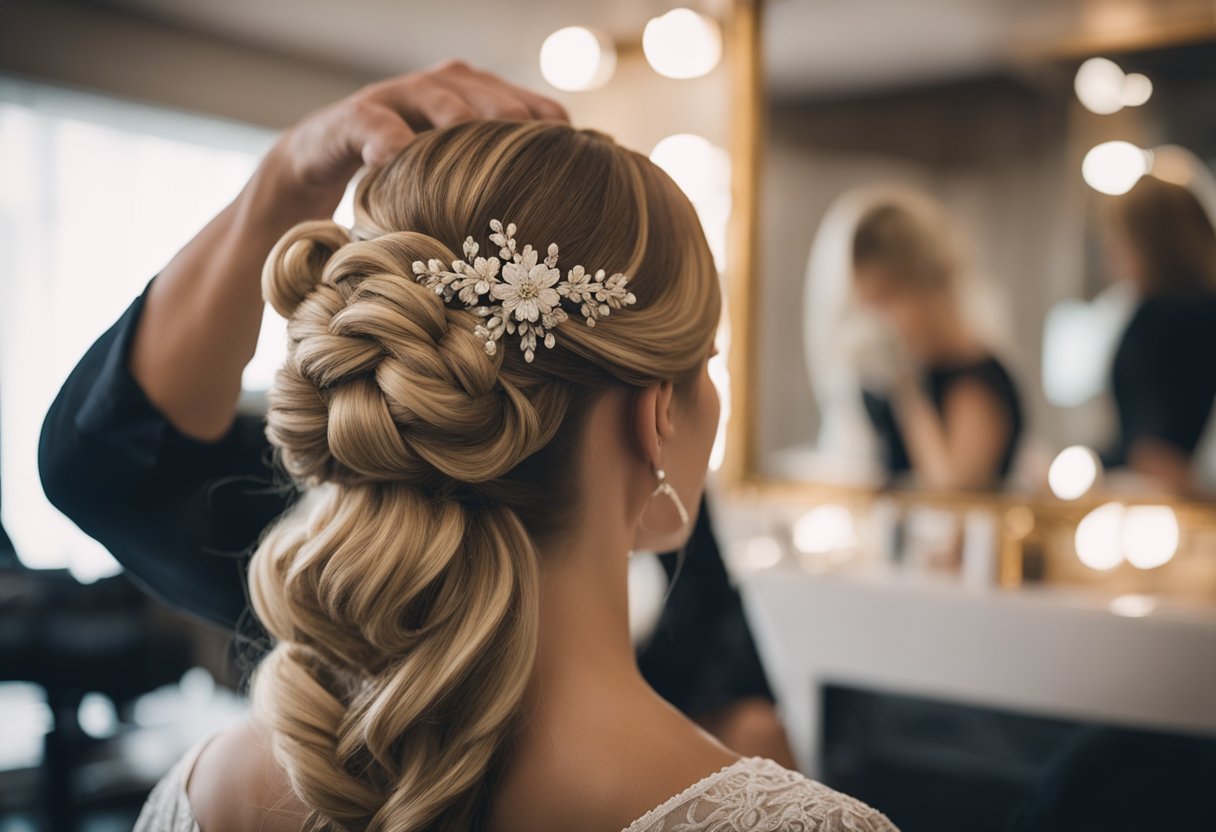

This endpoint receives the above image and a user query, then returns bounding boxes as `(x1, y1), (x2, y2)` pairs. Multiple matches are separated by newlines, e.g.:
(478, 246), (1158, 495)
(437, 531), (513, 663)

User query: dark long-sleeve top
(862, 355), (1024, 487)
(1108, 294), (1216, 467)
(38, 277), (771, 716)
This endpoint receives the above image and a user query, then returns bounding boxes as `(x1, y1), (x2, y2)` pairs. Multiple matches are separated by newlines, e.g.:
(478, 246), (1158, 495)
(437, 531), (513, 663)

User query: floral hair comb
(412, 219), (636, 363)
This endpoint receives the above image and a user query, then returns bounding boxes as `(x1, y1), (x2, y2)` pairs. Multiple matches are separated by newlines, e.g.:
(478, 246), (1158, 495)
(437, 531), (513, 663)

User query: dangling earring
(643, 464), (690, 532)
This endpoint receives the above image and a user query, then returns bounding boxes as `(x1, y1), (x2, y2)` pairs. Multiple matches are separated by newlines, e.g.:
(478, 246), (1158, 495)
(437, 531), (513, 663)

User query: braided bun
(263, 226), (565, 488)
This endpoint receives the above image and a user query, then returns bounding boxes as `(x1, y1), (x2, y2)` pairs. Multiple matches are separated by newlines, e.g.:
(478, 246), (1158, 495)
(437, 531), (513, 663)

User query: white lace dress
(621, 757), (897, 832)
(135, 741), (898, 832)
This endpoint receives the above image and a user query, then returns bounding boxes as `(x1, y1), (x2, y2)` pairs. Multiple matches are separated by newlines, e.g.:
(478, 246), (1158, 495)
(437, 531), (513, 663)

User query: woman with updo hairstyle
(44, 65), (893, 831)
(848, 193), (1023, 490)
(242, 118), (726, 831)
(1100, 173), (1216, 494)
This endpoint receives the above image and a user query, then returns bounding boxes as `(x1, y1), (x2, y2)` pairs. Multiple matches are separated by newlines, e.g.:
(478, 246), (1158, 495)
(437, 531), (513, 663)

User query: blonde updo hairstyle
(247, 119), (719, 831)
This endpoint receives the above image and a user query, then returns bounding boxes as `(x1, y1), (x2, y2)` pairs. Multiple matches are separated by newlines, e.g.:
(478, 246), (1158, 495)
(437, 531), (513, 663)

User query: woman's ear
(631, 382), (675, 465)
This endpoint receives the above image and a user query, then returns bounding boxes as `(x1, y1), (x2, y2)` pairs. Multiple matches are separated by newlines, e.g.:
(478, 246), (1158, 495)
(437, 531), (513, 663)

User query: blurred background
(3, 0), (1216, 830)
(757, 0), (1216, 498)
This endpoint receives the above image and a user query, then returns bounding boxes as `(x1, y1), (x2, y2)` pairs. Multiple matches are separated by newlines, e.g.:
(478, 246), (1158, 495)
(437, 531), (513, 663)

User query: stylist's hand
(263, 59), (569, 219)
(132, 60), (566, 442)
(843, 312), (920, 396)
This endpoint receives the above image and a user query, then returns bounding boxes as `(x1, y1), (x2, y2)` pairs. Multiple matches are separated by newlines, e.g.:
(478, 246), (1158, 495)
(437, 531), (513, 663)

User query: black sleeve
(1112, 308), (1180, 458)
(38, 277), (298, 630)
(862, 389), (908, 479)
(637, 495), (774, 718)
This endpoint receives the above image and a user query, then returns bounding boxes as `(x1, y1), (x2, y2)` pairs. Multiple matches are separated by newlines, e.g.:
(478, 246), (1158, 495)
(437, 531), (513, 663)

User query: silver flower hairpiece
(411, 219), (637, 363)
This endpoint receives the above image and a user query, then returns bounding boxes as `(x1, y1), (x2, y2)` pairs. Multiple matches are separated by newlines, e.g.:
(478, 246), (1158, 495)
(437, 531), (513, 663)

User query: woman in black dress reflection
(847, 196), (1023, 491)
(1100, 174), (1216, 495)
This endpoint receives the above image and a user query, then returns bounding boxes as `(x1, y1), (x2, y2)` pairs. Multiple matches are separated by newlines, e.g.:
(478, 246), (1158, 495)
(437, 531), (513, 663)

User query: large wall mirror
(724, 5), (1216, 814)
(724, 0), (1216, 590)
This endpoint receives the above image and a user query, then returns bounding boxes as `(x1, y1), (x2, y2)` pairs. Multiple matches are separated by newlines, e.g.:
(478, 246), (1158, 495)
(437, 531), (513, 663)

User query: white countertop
(739, 566), (1216, 775)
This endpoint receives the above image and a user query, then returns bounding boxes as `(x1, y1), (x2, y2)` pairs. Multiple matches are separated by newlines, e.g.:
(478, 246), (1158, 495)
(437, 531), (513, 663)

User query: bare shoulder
(187, 720), (308, 832)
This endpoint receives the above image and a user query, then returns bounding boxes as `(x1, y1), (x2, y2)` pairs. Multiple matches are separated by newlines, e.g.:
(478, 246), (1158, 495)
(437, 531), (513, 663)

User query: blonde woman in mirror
(1098, 172), (1216, 496)
(841, 190), (1023, 492)
(127, 63), (897, 832)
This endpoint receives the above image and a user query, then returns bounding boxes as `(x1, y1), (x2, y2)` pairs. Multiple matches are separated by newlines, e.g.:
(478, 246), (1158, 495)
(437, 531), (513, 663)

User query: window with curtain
(0, 77), (322, 580)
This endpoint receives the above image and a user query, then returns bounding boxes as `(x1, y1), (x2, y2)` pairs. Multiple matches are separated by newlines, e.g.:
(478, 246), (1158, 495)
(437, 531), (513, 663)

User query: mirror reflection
(756, 1), (1216, 501)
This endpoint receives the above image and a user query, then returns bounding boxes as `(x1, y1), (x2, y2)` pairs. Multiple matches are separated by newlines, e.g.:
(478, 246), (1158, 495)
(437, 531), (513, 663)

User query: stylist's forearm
(129, 143), (349, 441)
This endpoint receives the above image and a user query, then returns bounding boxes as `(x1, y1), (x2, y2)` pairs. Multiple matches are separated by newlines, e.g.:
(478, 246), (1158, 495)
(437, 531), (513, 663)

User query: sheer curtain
(0, 77), (287, 580)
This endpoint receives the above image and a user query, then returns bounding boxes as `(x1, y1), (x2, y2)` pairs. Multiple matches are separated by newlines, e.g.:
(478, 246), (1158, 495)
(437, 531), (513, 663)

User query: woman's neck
(523, 389), (651, 704)
(486, 390), (738, 831)
(524, 506), (649, 723)
(489, 547), (735, 832)
(487, 527), (651, 830)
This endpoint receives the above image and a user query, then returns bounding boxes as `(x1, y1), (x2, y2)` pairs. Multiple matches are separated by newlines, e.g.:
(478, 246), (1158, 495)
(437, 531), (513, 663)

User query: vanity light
(1074, 503), (1180, 572)
(539, 26), (616, 91)
(1121, 73), (1153, 107)
(1074, 502), (1125, 571)
(1074, 57), (1127, 114)
(792, 504), (857, 558)
(650, 133), (732, 269)
(1109, 593), (1157, 618)
(642, 8), (722, 80)
(1122, 505), (1179, 570)
(1082, 141), (1150, 196)
(650, 133), (730, 205)
(1074, 58), (1153, 114)
(1048, 445), (1102, 500)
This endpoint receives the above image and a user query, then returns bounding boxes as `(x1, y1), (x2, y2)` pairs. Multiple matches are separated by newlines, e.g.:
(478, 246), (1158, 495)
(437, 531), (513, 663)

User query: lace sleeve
(133, 737), (213, 832)
(625, 758), (899, 832)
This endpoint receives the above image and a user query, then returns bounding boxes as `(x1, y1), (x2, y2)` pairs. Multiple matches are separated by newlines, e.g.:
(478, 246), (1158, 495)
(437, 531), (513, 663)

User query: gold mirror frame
(720, 0), (1216, 588)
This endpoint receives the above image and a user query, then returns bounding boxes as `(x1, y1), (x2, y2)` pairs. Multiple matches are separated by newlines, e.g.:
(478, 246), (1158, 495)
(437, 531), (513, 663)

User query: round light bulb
(1082, 141), (1149, 195)
(1048, 445), (1102, 500)
(539, 26), (616, 92)
(792, 504), (857, 556)
(1075, 502), (1125, 571)
(1109, 593), (1157, 618)
(1121, 73), (1153, 107)
(1075, 57), (1126, 115)
(642, 8), (722, 80)
(649, 133), (730, 204)
(1122, 505), (1179, 569)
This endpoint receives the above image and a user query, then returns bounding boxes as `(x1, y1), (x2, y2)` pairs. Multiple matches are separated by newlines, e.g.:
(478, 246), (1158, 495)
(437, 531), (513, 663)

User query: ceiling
(89, 0), (690, 90)
(766, 0), (1039, 96)
(90, 0), (1215, 98)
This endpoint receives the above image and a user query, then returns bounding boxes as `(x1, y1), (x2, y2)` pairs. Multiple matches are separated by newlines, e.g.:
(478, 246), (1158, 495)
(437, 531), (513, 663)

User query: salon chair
(0, 533), (193, 831)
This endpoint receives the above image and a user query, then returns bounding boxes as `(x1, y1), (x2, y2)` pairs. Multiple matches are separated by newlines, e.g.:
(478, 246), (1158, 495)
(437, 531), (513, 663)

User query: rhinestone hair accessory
(411, 219), (637, 363)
